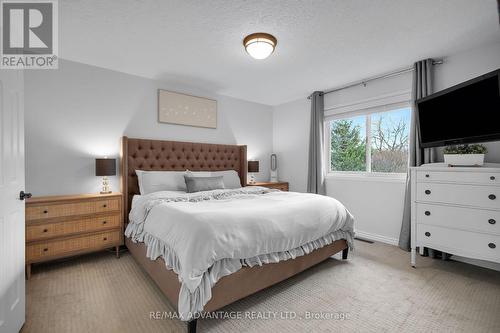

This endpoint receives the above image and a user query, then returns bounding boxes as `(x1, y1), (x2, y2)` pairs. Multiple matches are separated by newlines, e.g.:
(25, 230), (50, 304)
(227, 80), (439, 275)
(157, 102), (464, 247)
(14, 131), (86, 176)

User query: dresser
(411, 163), (500, 267)
(247, 181), (289, 191)
(25, 193), (123, 278)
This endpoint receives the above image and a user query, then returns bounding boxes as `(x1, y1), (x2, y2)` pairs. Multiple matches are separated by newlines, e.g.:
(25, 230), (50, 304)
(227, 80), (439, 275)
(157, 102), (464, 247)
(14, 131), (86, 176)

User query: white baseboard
(354, 230), (399, 246)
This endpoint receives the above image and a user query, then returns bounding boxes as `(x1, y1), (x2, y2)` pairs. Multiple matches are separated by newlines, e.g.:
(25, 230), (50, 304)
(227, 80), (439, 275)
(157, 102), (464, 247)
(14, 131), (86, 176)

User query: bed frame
(121, 136), (348, 333)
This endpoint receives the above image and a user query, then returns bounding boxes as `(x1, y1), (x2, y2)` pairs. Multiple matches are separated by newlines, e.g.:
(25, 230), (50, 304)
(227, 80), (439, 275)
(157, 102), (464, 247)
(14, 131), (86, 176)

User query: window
(327, 105), (411, 175)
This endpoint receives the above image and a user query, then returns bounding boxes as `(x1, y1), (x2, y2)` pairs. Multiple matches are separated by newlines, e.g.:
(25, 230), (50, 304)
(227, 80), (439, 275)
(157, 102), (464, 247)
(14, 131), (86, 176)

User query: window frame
(324, 101), (411, 181)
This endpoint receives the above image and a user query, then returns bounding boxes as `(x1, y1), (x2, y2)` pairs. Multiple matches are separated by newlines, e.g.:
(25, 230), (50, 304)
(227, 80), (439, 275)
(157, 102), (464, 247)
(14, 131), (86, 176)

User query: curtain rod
(307, 59), (443, 99)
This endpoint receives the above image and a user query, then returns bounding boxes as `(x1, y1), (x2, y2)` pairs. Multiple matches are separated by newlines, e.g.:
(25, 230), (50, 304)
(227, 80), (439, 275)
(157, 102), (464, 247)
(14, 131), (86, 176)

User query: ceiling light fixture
(243, 33), (277, 60)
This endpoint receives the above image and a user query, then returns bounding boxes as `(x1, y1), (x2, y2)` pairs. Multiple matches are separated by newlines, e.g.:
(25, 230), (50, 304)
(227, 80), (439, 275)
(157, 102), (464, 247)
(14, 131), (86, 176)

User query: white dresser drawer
(416, 203), (500, 235)
(417, 170), (500, 185)
(416, 183), (500, 209)
(416, 224), (500, 262)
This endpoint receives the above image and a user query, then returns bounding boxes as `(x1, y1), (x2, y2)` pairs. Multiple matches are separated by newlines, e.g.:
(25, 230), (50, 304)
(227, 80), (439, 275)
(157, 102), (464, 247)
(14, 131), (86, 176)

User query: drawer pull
(43, 248), (48, 252)
(425, 190), (431, 195)
(488, 194), (496, 200)
(424, 211), (431, 216)
(489, 219), (496, 225)
(43, 210), (48, 214)
(102, 221), (107, 225)
(103, 204), (107, 208)
(103, 237), (107, 241)
(43, 228), (48, 233)
(491, 176), (496, 180)
(488, 243), (496, 249)
(425, 232), (431, 237)
(425, 174), (430, 178)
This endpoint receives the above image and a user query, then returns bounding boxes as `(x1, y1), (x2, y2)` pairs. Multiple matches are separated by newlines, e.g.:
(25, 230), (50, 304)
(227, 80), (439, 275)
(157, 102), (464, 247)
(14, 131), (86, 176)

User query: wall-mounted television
(416, 69), (500, 148)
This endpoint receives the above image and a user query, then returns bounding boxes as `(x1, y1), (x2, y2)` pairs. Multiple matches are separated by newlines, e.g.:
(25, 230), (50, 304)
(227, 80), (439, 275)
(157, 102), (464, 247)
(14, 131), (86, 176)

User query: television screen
(416, 70), (500, 148)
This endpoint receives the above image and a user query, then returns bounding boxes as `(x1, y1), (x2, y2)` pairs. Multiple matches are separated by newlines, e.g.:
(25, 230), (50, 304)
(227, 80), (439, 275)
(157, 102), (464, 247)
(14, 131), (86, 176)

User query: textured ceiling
(60, 0), (500, 105)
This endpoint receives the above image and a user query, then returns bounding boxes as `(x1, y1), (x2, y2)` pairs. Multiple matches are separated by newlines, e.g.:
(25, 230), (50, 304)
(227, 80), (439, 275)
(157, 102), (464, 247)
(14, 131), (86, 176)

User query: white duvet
(125, 187), (354, 320)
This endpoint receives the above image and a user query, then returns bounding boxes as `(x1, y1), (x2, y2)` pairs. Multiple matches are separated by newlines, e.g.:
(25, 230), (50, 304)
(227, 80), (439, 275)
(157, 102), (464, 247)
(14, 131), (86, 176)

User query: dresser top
(413, 162), (500, 172)
(26, 192), (122, 204)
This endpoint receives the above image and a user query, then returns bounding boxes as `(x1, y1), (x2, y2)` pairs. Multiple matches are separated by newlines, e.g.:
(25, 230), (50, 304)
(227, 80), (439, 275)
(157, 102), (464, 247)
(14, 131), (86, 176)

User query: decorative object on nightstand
(96, 158), (116, 194)
(248, 160), (259, 185)
(25, 193), (123, 279)
(270, 153), (278, 183)
(248, 181), (289, 192)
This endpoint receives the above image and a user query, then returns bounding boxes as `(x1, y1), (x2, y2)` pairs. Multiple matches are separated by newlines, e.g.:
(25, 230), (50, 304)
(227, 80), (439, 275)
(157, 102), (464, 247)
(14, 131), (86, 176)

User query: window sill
(325, 172), (407, 183)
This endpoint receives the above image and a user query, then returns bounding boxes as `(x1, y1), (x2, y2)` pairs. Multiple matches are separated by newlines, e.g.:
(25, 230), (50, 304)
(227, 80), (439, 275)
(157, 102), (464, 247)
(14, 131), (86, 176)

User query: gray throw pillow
(184, 175), (225, 193)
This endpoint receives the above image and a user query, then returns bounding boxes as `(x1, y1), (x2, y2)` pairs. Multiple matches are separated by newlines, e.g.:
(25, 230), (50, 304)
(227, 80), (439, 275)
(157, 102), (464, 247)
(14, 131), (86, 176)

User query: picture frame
(158, 90), (217, 128)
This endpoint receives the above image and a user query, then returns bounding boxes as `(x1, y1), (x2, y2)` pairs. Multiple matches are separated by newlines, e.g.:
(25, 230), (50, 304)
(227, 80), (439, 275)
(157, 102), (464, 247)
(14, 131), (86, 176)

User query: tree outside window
(329, 107), (410, 174)
(330, 117), (366, 172)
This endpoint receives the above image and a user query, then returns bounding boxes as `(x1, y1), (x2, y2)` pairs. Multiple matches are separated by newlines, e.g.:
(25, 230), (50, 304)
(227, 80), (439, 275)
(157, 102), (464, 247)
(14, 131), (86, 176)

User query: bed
(121, 137), (354, 333)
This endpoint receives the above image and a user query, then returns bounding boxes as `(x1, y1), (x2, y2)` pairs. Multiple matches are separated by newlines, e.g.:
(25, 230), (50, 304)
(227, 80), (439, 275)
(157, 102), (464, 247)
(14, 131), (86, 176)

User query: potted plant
(443, 144), (487, 166)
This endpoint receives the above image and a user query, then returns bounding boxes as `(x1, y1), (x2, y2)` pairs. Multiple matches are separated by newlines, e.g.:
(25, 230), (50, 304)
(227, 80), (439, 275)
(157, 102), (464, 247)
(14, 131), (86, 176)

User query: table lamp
(248, 160), (259, 185)
(95, 158), (116, 194)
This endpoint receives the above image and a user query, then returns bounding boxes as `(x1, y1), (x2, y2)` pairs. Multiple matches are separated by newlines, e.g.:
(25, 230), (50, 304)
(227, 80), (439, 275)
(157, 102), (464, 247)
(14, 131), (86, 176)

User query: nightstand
(25, 192), (123, 278)
(247, 181), (289, 191)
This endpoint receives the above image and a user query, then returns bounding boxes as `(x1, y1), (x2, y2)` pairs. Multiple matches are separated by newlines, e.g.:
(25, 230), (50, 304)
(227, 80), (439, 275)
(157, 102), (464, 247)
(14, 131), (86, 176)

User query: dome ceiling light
(243, 33), (277, 60)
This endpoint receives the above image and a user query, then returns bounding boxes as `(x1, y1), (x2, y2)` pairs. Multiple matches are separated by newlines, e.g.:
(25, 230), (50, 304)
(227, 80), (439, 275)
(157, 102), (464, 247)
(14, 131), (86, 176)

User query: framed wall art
(158, 90), (217, 128)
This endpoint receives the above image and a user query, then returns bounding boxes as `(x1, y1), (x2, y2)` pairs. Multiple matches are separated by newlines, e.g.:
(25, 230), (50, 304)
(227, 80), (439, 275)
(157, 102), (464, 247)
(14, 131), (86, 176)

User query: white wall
(434, 42), (500, 91)
(325, 177), (406, 244)
(272, 98), (310, 192)
(25, 60), (273, 196)
(273, 41), (500, 245)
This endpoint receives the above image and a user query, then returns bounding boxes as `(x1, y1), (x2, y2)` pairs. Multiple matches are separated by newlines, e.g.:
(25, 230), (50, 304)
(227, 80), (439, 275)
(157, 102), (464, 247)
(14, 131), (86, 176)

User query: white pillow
(136, 170), (188, 194)
(211, 170), (242, 189)
(184, 170), (212, 178)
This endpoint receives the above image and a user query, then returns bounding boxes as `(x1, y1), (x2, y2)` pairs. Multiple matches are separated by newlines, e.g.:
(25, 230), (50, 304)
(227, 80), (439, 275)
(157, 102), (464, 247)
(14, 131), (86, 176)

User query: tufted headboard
(120, 136), (247, 223)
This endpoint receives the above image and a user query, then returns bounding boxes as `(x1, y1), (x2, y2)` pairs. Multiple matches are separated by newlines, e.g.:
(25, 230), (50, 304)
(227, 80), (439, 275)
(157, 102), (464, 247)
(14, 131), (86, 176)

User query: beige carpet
(22, 241), (500, 333)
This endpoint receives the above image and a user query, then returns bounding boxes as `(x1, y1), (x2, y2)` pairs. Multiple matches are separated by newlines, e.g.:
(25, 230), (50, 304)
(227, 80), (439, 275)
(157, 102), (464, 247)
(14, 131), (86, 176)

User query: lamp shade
(95, 158), (116, 176)
(248, 160), (259, 173)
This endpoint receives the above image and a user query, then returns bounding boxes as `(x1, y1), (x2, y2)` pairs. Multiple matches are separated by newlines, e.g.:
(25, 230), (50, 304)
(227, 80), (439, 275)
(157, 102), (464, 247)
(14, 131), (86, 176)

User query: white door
(0, 69), (25, 333)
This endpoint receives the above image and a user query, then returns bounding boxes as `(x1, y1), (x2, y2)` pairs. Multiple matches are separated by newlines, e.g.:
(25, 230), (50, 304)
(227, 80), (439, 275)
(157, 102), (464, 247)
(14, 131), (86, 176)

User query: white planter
(443, 154), (485, 167)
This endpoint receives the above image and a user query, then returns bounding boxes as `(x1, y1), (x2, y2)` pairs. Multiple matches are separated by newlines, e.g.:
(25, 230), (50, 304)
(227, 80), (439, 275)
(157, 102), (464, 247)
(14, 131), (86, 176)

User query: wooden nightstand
(247, 181), (289, 191)
(25, 192), (123, 278)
